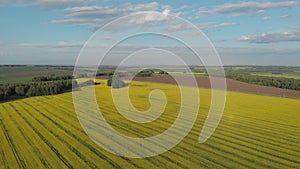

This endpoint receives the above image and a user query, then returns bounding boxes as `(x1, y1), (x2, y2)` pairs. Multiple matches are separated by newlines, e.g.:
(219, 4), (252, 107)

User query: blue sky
(0, 0), (300, 66)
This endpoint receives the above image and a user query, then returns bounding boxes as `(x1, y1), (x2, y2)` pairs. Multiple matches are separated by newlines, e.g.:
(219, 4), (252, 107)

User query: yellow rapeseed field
(0, 79), (299, 168)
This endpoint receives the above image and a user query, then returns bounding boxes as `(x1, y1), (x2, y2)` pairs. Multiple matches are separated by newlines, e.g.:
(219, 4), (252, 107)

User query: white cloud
(239, 28), (300, 43)
(201, 1), (297, 15)
(164, 22), (238, 33)
(51, 2), (180, 29)
(199, 7), (212, 15)
(35, 0), (96, 9)
(174, 5), (192, 11)
(64, 6), (130, 18)
(263, 16), (272, 21)
(50, 18), (107, 26)
(256, 9), (265, 14)
(134, 2), (159, 11)
(198, 22), (238, 29)
(164, 23), (189, 32)
(279, 14), (291, 19)
(0, 0), (96, 9)
(63, 2), (159, 18)
(128, 7), (173, 24)
(164, 22), (238, 34)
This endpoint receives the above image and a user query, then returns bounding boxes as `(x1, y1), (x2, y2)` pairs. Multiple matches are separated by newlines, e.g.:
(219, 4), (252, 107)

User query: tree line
(226, 72), (300, 91)
(107, 76), (127, 88)
(32, 75), (73, 82)
(96, 69), (169, 78)
(0, 75), (77, 101)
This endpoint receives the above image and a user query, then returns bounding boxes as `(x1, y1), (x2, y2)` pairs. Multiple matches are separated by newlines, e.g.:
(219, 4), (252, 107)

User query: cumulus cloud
(51, 2), (181, 30)
(201, 1), (297, 15)
(63, 2), (159, 18)
(239, 28), (300, 43)
(164, 23), (189, 32)
(128, 7), (173, 24)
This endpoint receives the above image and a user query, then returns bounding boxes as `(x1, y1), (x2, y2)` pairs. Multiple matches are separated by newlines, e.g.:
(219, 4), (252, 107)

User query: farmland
(225, 66), (300, 79)
(0, 66), (73, 84)
(127, 75), (300, 99)
(0, 79), (299, 168)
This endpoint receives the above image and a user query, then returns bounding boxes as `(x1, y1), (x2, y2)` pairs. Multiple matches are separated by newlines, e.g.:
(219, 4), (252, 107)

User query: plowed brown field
(98, 75), (300, 99)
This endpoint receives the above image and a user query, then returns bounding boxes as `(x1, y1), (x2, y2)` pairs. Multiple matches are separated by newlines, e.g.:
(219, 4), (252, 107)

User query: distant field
(224, 66), (300, 79)
(168, 72), (207, 76)
(0, 66), (73, 84)
(252, 73), (300, 79)
(0, 79), (299, 168)
(100, 75), (300, 99)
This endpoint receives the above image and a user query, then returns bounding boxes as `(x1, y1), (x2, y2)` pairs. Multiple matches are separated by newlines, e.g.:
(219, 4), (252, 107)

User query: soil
(97, 75), (300, 99)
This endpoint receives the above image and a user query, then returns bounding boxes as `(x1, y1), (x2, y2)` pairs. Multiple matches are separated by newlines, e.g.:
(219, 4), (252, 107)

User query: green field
(0, 79), (299, 168)
(0, 66), (72, 84)
(224, 66), (300, 79)
(252, 73), (300, 79)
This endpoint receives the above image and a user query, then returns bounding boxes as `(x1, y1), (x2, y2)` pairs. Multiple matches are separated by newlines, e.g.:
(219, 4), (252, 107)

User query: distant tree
(0, 76), (75, 102)
(136, 70), (154, 77)
(49, 84), (54, 95)
(35, 85), (42, 96)
(4, 85), (16, 98)
(15, 85), (25, 96)
(107, 76), (127, 88)
(107, 78), (112, 86)
(0, 87), (4, 100)
(80, 80), (95, 87)
(26, 85), (36, 97)
(32, 75), (73, 82)
(158, 70), (169, 75)
(226, 72), (300, 91)
(54, 82), (62, 94)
